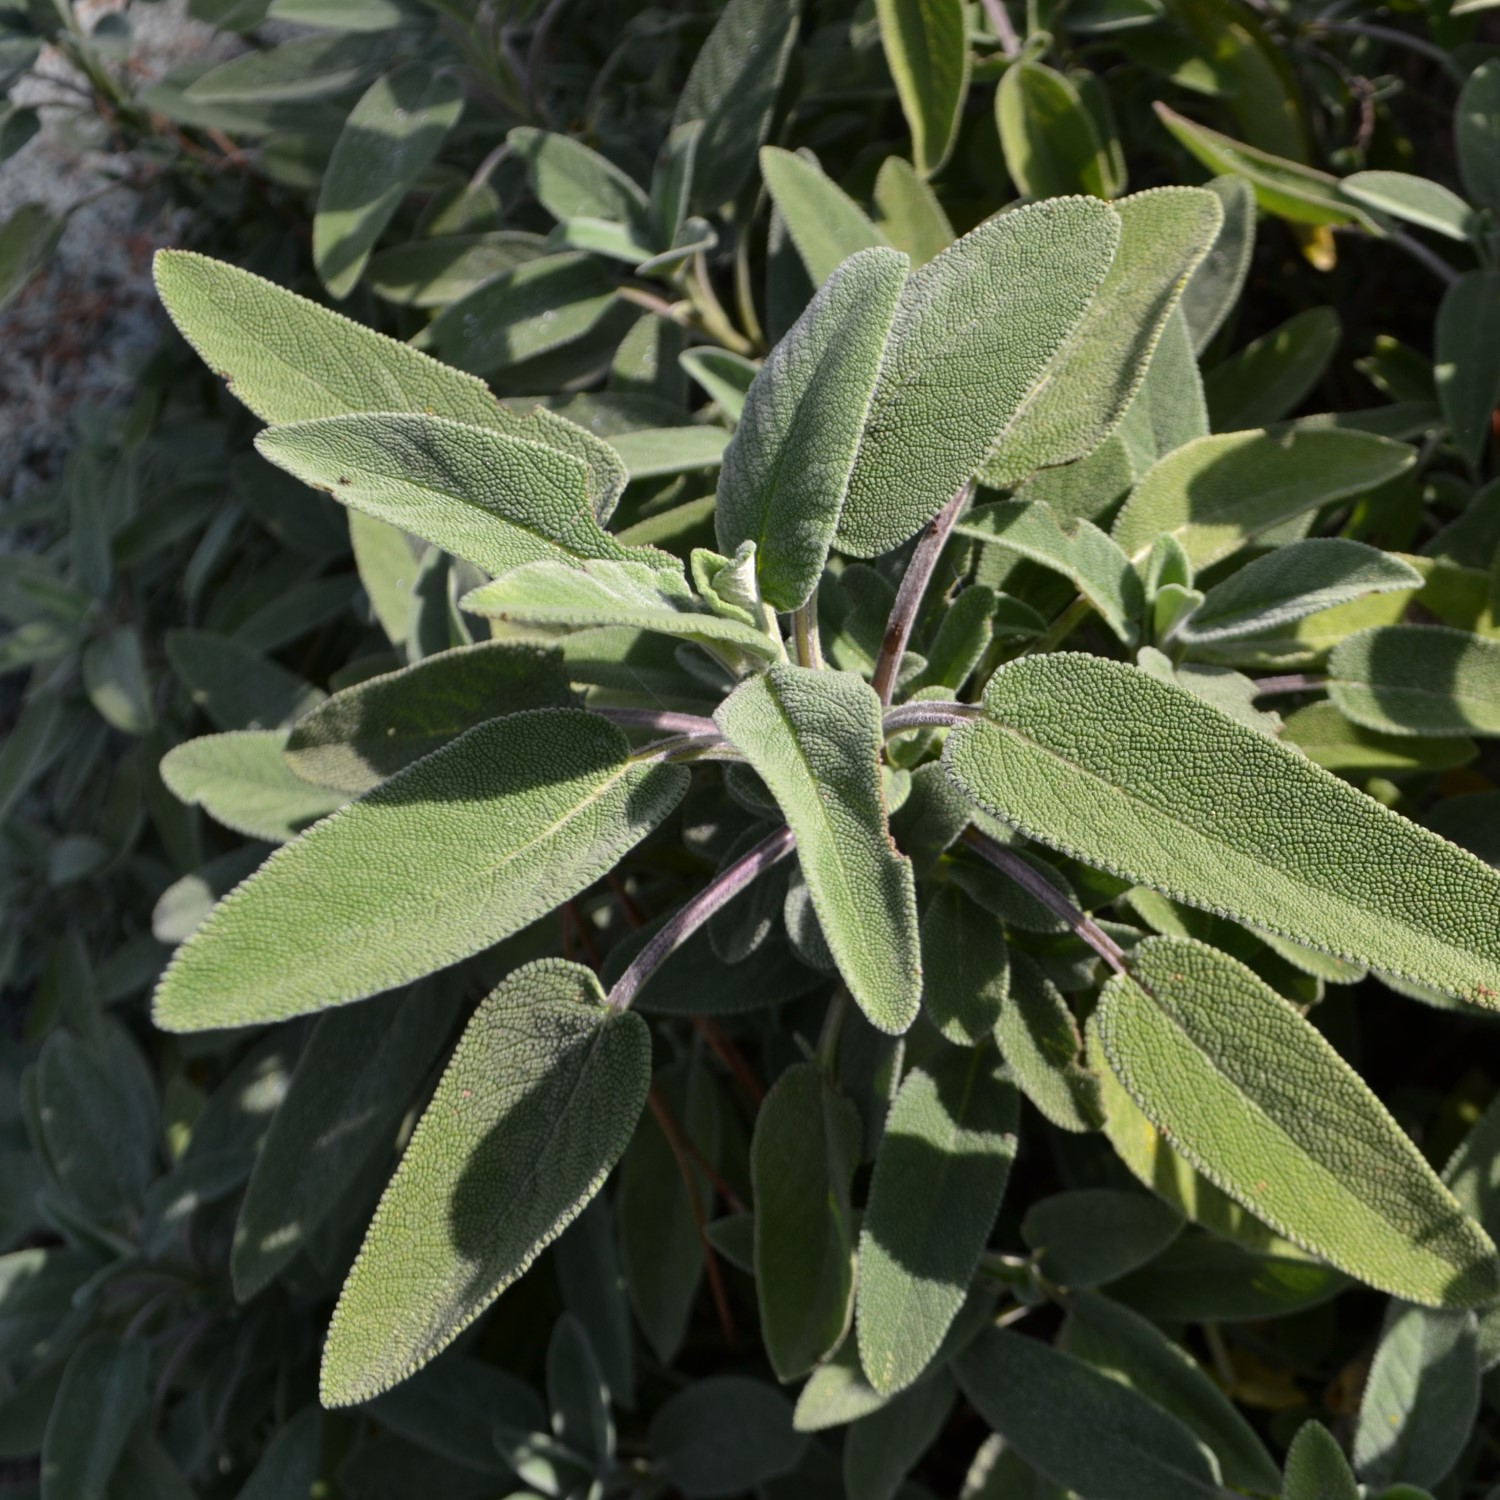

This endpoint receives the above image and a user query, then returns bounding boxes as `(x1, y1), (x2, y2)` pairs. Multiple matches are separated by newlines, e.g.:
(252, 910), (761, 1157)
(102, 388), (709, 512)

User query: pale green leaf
(1177, 540), (1422, 644)
(232, 980), (463, 1299)
(366, 230), (546, 307)
(1096, 936), (1500, 1305)
(875, 0), (969, 178)
(1021, 1189), (1183, 1288)
(607, 425), (729, 479)
(184, 33), (391, 101)
(349, 512), (420, 648)
(1457, 61), (1500, 218)
(41, 1334), (149, 1500)
(1204, 307), (1341, 431)
(1327, 626), (1500, 737)
(956, 500), (1143, 644)
(1342, 172), (1475, 242)
(321, 960), (650, 1404)
(1284, 1421), (1359, 1500)
(314, 65), (464, 299)
(166, 628), (326, 730)
(758, 147), (888, 289)
(680, 347), (758, 420)
(1353, 1304), (1479, 1491)
(285, 641), (575, 793)
(997, 950), (1102, 1133)
(1284, 704), (1477, 775)
(648, 1377), (806, 1497)
(160, 729), (346, 843)
(997, 61), (1110, 199)
(1179, 176), (1255, 356)
(508, 127), (652, 239)
(256, 413), (661, 578)
(838, 196), (1121, 557)
(1436, 271), (1500, 471)
(651, 120), (702, 250)
(715, 247), (907, 611)
(955, 1326), (1222, 1500)
(872, 155), (954, 266)
(857, 1047), (1019, 1394)
(1444, 1090), (1500, 1239)
(943, 653), (1500, 1005)
(981, 186), (1223, 487)
(751, 1061), (861, 1379)
(1116, 306), (1209, 469)
(1112, 427), (1416, 568)
(153, 708), (687, 1030)
(715, 667), (921, 1033)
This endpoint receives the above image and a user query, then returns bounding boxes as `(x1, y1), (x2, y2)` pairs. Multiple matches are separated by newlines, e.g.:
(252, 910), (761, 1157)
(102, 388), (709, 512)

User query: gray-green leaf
(875, 0), (968, 179)
(41, 1333), (149, 1500)
(1021, 1189), (1183, 1288)
(1327, 626), (1500, 738)
(1436, 271), (1500, 472)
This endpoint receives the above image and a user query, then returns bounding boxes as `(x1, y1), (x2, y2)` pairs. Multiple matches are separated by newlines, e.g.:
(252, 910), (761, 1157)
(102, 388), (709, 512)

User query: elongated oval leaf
(1341, 171), (1474, 243)
(321, 960), (651, 1404)
(1096, 936), (1500, 1305)
(715, 667), (920, 1033)
(875, 0), (968, 178)
(857, 1046), (1019, 1394)
(1204, 307), (1341, 431)
(716, 247), (907, 610)
(1457, 60), (1500, 218)
(1436, 271), (1500, 471)
(1328, 626), (1500, 738)
(154, 708), (688, 1030)
(837, 197), (1121, 557)
(41, 1333), (149, 1500)
(166, 628), (326, 731)
(1112, 428), (1416, 568)
(1022, 1188), (1182, 1289)
(315, 64), (464, 299)
(943, 653), (1500, 1005)
(997, 61), (1109, 200)
(285, 641), (575, 793)
(752, 1061), (861, 1379)
(648, 1377), (806, 1497)
(1180, 176), (1255, 356)
(508, 126), (652, 237)
(1284, 1421), (1359, 1500)
(759, 147), (888, 289)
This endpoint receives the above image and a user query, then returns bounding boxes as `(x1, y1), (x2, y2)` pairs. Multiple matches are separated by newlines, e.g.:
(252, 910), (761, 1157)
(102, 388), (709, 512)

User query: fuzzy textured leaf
(1327, 626), (1500, 738)
(875, 0), (968, 178)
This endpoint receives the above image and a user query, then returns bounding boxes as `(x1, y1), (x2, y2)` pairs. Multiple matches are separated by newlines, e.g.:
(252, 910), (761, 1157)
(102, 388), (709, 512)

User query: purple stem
(1252, 673), (1327, 698)
(960, 827), (1130, 977)
(595, 707), (722, 737)
(882, 701), (983, 735)
(872, 483), (973, 709)
(607, 825), (797, 1010)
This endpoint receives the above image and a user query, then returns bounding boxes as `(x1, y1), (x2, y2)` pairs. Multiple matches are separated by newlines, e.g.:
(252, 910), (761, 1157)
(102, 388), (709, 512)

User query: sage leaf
(166, 628), (327, 731)
(1284, 1421), (1359, 1500)
(920, 884), (1009, 1046)
(1180, 176), (1255, 356)
(184, 32), (391, 102)
(997, 950), (1102, 1133)
(680, 347), (757, 420)
(1112, 427), (1416, 568)
(955, 1326), (1223, 1500)
(1282, 705), (1478, 777)
(1436, 271), (1500, 471)
(715, 667), (921, 1033)
(314, 64), (464, 299)
(1457, 61), (1500, 218)
(82, 627), (153, 736)
(256, 413), (662, 578)
(857, 1046), (1019, 1394)
(0, 204), (64, 316)
(1353, 1304), (1479, 1491)
(944, 653), (1500, 1005)
(1327, 626), (1500, 737)
(1341, 171), (1475, 242)
(284, 641), (575, 793)
(1062, 1290), (1281, 1495)
(648, 1377), (806, 1497)
(837, 196), (1121, 558)
(608, 426), (729, 480)
(759, 147), (888, 288)
(547, 1315), (613, 1468)
(1176, 539), (1422, 644)
(509, 127), (652, 240)
(1096, 936), (1500, 1305)
(1021, 1189), (1183, 1288)
(553, 1197), (635, 1408)
(236, 1408), (322, 1500)
(321, 960), (651, 1405)
(875, 0), (968, 178)
(981, 186), (1223, 487)
(997, 61), (1110, 199)
(160, 730), (346, 843)
(153, 709), (687, 1030)
(843, 1371), (956, 1500)
(40, 1334), (149, 1500)
(872, 155), (954, 266)
(1204, 307), (1341, 431)
(715, 247), (907, 611)
(751, 1061), (861, 1380)
(232, 980), (463, 1299)
(366, 230), (546, 307)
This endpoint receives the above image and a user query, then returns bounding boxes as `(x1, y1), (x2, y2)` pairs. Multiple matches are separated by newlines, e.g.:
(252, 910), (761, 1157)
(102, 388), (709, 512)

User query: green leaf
(980, 186), (1223, 487)
(1436, 271), (1500, 471)
(838, 196), (1121, 558)
(315, 64), (464, 299)
(920, 885), (1008, 1046)
(256, 414), (657, 578)
(843, 1371), (955, 1500)
(184, 32), (391, 101)
(1341, 172), (1475, 243)
(1284, 1421), (1359, 1500)
(1204, 307), (1341, 431)
(715, 667), (920, 1033)
(875, 0), (969, 178)
(672, 0), (802, 209)
(955, 1326), (1223, 1500)
(322, 959), (651, 1405)
(715, 247), (907, 611)
(285, 641), (574, 793)
(1177, 540), (1422, 645)
(232, 980), (463, 1299)
(552, 1197), (634, 1408)
(462, 558), (784, 664)
(1457, 61), (1500, 219)
(1062, 1290), (1281, 1495)
(1327, 626), (1500, 737)
(947, 652), (1500, 1004)
(1022, 1189), (1183, 1288)
(160, 730), (346, 843)
(1096, 936), (1500, 1305)
(651, 120), (702, 250)
(166, 628), (326, 731)
(957, 500), (1143, 645)
(509, 126), (652, 239)
(0, 204), (63, 315)
(997, 61), (1110, 199)
(547, 1315), (613, 1467)
(40, 1334), (149, 1500)
(1112, 428), (1416, 568)
(1179, 176), (1255, 356)
(1353, 1304), (1479, 1491)
(236, 1408), (322, 1500)
(82, 628), (153, 735)
(366, 230), (545, 307)
(758, 147), (888, 289)
(751, 1061), (861, 1380)
(997, 950), (1102, 1132)
(872, 155), (954, 266)
(153, 708), (687, 1030)
(680, 347), (758, 420)
(648, 1377), (806, 1497)
(857, 1047), (1019, 1394)
(1444, 1090), (1500, 1238)
(607, 426), (728, 480)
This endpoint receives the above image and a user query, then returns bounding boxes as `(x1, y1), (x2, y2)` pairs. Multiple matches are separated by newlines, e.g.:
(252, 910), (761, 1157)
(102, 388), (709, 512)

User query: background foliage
(3, 0), (1500, 1496)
